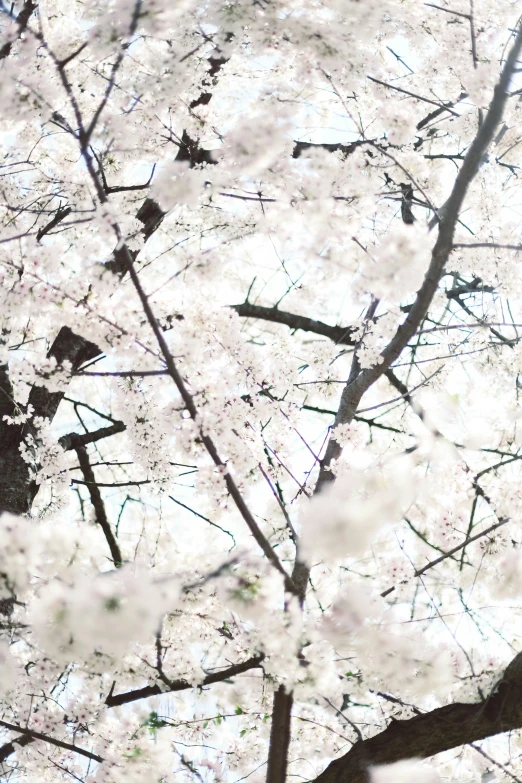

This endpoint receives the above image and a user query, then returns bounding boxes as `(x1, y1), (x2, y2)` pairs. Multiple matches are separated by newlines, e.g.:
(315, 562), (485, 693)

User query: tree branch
(28, 326), (101, 423)
(262, 28), (522, 780)
(292, 140), (366, 159)
(318, 20), (522, 480)
(59, 422), (126, 451)
(232, 303), (356, 345)
(105, 653), (265, 707)
(0, 732), (33, 763)
(116, 243), (293, 588)
(0, 0), (37, 60)
(36, 206), (72, 241)
(367, 76), (460, 115)
(266, 686), (293, 783)
(0, 654), (265, 764)
(73, 444), (123, 567)
(312, 653), (522, 783)
(0, 719), (103, 764)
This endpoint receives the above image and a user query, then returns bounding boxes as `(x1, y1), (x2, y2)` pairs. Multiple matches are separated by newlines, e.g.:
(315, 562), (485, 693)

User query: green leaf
(144, 711), (167, 733)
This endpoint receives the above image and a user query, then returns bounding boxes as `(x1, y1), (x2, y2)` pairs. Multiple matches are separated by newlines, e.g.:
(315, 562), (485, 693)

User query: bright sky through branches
(2, 2), (522, 783)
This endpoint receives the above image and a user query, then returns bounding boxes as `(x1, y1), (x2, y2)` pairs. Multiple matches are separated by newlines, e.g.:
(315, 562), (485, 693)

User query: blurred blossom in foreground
(299, 457), (419, 564)
(371, 759), (440, 783)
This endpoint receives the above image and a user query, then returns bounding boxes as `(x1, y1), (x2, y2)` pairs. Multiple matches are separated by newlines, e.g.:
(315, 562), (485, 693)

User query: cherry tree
(2, 1), (522, 782)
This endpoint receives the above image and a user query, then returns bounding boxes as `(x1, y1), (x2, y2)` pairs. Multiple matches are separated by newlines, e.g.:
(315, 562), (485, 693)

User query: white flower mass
(0, 1), (521, 782)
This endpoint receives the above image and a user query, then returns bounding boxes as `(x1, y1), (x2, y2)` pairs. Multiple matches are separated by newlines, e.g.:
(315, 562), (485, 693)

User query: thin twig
(73, 444), (123, 567)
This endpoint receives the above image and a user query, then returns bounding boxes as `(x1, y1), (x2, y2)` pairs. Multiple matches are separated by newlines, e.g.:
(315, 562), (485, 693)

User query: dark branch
(368, 75), (460, 115)
(266, 686), (293, 783)
(0, 719), (103, 764)
(317, 20), (522, 481)
(28, 326), (101, 424)
(105, 653), (265, 707)
(0, 654), (265, 764)
(36, 206), (72, 241)
(59, 422), (126, 451)
(73, 444), (123, 567)
(292, 140), (366, 159)
(312, 654), (522, 783)
(0, 732), (33, 763)
(0, 0), (37, 60)
(232, 302), (356, 345)
(117, 243), (293, 588)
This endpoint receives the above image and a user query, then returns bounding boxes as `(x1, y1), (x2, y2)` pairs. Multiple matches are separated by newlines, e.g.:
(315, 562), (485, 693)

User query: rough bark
(0, 39), (230, 516)
(0, 327), (100, 516)
(266, 686), (294, 783)
(314, 674), (522, 783)
(0, 364), (36, 515)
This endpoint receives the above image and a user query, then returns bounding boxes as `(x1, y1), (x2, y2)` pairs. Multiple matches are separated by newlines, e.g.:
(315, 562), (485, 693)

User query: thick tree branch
(312, 653), (522, 783)
(266, 686), (294, 783)
(0, 324), (101, 515)
(292, 140), (366, 159)
(0, 363), (37, 515)
(232, 285), (493, 347)
(0, 732), (33, 763)
(28, 327), (101, 423)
